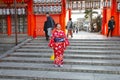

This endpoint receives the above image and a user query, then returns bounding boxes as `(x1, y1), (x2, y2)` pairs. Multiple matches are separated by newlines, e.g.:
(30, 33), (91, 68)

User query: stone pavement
(71, 31), (120, 39)
(0, 31), (120, 80)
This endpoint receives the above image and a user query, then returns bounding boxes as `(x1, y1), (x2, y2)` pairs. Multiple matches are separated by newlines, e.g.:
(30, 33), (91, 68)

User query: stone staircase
(0, 38), (120, 80)
(0, 34), (30, 56)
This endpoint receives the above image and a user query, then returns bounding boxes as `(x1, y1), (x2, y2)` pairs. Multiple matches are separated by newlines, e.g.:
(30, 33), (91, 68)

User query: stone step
(0, 69), (96, 80)
(15, 48), (120, 54)
(0, 38), (28, 44)
(25, 43), (120, 46)
(0, 63), (119, 80)
(20, 45), (120, 50)
(31, 41), (120, 45)
(0, 62), (119, 74)
(11, 51), (120, 55)
(10, 52), (120, 60)
(30, 40), (120, 43)
(1, 57), (120, 66)
(0, 68), (120, 80)
(34, 38), (120, 41)
(11, 52), (120, 56)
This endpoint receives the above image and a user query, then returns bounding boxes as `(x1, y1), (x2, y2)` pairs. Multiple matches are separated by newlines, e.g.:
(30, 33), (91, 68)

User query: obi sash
(54, 38), (65, 42)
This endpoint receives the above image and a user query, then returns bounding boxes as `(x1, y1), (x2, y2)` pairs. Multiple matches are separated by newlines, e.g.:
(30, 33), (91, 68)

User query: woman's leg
(107, 29), (110, 37)
(67, 30), (70, 37)
(70, 29), (73, 37)
(111, 29), (113, 37)
(45, 30), (49, 40)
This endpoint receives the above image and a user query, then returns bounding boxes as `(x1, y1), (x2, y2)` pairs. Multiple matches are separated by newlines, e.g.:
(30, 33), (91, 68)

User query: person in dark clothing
(107, 16), (115, 37)
(46, 12), (55, 38)
(44, 21), (49, 41)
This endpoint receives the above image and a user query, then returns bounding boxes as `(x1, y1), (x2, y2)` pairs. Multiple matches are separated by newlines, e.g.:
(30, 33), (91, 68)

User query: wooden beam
(11, 3), (27, 7)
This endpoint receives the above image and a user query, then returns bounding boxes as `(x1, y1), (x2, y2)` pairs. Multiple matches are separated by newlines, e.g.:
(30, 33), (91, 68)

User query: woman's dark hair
(55, 23), (59, 28)
(69, 18), (72, 20)
(46, 12), (49, 14)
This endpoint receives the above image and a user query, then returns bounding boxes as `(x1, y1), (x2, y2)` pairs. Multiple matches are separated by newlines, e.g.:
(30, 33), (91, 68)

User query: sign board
(117, 2), (120, 11)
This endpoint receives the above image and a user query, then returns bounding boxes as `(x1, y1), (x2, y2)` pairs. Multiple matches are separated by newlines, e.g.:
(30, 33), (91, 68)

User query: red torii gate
(102, 0), (120, 36)
(68, 0), (120, 36)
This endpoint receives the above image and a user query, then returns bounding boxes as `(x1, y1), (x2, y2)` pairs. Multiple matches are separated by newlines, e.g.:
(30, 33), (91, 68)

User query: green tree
(84, 9), (98, 32)
(96, 15), (102, 32)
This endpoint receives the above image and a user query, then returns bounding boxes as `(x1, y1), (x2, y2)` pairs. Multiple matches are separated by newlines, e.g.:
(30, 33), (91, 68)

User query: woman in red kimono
(48, 23), (69, 67)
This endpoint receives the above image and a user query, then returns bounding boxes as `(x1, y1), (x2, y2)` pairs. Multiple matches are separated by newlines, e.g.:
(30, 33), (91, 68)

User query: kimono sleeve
(48, 33), (55, 48)
(63, 32), (69, 49)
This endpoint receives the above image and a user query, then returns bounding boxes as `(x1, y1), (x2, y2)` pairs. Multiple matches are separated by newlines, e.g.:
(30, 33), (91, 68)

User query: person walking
(46, 12), (55, 39)
(44, 21), (49, 41)
(107, 16), (115, 37)
(66, 18), (73, 38)
(48, 23), (69, 67)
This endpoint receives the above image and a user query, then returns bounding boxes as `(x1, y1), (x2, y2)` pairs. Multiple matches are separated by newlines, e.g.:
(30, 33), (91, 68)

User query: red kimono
(48, 29), (69, 66)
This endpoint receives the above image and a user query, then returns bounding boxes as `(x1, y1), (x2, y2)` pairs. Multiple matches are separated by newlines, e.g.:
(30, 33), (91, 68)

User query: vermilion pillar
(31, 15), (35, 36)
(106, 8), (111, 35)
(60, 0), (66, 32)
(111, 0), (116, 16)
(27, 15), (31, 36)
(115, 11), (119, 36)
(119, 13), (120, 35)
(33, 15), (36, 38)
(101, 7), (107, 35)
(27, 1), (32, 36)
(7, 15), (11, 36)
(69, 9), (72, 20)
(63, 0), (66, 32)
(111, 0), (119, 36)
(27, 0), (35, 37)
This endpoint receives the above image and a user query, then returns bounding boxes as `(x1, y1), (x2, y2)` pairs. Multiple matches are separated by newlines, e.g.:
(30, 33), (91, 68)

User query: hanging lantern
(6, 8), (10, 15)
(82, 1), (85, 9)
(10, 8), (15, 15)
(68, 1), (71, 9)
(102, 0), (107, 8)
(2, 8), (6, 15)
(107, 0), (111, 8)
(18, 8), (21, 15)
